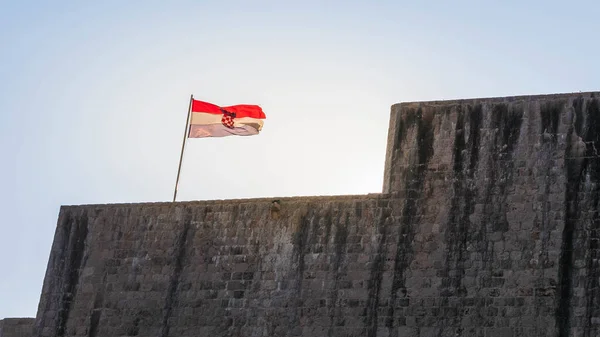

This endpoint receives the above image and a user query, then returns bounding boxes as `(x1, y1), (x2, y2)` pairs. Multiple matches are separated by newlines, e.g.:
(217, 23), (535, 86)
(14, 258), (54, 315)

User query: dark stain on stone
(88, 310), (101, 337)
(536, 100), (567, 322)
(416, 108), (435, 165)
(203, 206), (212, 218)
(126, 317), (140, 336)
(468, 105), (483, 173)
(540, 101), (562, 141)
(573, 97), (584, 140)
(393, 108), (419, 153)
(364, 207), (391, 337)
(482, 103), (523, 234)
(446, 106), (481, 286)
(160, 207), (193, 337)
(446, 106), (467, 262)
(387, 107), (434, 337)
(308, 211), (320, 252)
(556, 99), (583, 337)
(440, 104), (481, 332)
(452, 106), (467, 173)
(556, 97), (600, 337)
(494, 102), (523, 196)
(324, 210), (333, 247)
(472, 103), (522, 327)
(585, 98), (600, 337)
(88, 272), (107, 337)
(292, 212), (311, 282)
(56, 212), (89, 337)
(327, 212), (349, 337)
(497, 103), (523, 157)
(578, 98), (600, 337)
(291, 210), (312, 320)
(231, 204), (240, 227)
(355, 202), (363, 217)
(124, 281), (140, 291)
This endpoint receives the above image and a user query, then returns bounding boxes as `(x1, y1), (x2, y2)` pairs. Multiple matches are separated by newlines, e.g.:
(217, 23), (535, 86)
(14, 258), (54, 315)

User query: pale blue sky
(1, 0), (598, 318)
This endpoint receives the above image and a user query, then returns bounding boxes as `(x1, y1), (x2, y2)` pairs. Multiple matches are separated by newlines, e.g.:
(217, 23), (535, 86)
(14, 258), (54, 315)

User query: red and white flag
(188, 99), (266, 138)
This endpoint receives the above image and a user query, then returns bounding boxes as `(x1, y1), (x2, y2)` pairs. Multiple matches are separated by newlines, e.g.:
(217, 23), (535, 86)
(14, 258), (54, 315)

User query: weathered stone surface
(31, 92), (600, 337)
(382, 92), (600, 337)
(0, 318), (34, 337)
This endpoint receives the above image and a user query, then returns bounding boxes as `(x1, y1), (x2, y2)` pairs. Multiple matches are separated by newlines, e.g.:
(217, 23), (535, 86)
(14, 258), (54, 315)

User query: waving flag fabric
(188, 99), (266, 138)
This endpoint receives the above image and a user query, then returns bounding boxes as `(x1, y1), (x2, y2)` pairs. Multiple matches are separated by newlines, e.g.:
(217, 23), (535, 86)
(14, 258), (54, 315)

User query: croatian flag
(188, 99), (266, 138)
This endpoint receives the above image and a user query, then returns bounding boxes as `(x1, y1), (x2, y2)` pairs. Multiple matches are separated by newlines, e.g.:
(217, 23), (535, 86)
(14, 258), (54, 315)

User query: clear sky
(0, 0), (598, 318)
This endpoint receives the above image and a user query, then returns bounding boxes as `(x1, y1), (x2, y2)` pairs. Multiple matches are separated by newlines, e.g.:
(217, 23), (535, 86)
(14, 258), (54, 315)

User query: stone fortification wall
(382, 92), (600, 337)
(33, 195), (396, 337)
(0, 318), (34, 337)
(31, 92), (600, 337)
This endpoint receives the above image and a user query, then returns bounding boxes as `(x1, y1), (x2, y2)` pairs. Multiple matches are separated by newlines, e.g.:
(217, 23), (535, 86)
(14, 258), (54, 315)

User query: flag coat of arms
(188, 99), (266, 138)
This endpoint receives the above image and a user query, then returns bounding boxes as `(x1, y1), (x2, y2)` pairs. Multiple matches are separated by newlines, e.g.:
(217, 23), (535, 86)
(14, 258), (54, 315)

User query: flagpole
(173, 94), (194, 202)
